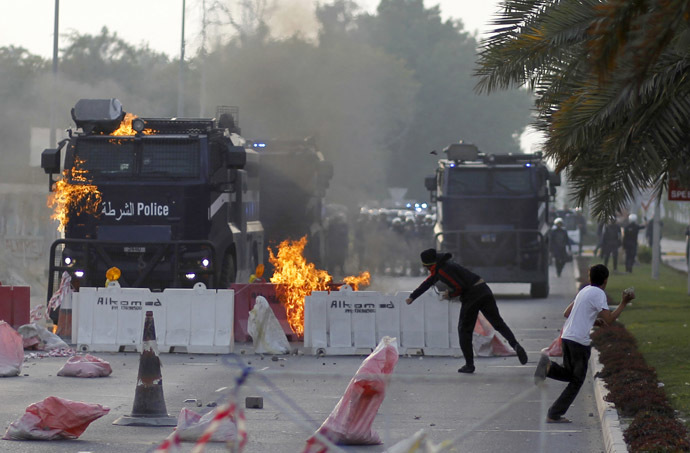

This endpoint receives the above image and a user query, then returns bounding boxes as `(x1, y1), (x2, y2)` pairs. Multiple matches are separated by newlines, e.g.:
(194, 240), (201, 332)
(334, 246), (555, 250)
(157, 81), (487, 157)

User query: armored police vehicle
(425, 142), (559, 298)
(41, 99), (263, 300)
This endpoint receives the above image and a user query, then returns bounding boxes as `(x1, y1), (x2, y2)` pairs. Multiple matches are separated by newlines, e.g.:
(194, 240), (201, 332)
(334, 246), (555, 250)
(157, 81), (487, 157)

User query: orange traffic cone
(113, 311), (176, 426)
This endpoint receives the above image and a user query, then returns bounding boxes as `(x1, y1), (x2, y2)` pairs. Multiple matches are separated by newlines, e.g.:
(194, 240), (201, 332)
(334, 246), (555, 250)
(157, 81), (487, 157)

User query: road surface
(3, 262), (605, 452)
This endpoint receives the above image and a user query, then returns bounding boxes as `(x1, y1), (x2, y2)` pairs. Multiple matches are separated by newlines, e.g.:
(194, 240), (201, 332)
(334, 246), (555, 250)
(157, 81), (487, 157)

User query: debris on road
(3, 396), (109, 440)
(57, 354), (112, 377)
(304, 336), (399, 451)
(245, 396), (263, 409)
(248, 296), (291, 354)
(173, 407), (238, 442)
(17, 322), (70, 351)
(0, 321), (24, 377)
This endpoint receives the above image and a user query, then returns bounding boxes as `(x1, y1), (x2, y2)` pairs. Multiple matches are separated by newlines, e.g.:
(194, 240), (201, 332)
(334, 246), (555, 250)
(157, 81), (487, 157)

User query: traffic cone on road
(55, 289), (73, 341)
(113, 311), (176, 426)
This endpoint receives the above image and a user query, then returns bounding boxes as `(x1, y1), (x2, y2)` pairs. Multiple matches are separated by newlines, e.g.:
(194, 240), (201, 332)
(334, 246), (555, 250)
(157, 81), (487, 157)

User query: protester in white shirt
(534, 264), (635, 423)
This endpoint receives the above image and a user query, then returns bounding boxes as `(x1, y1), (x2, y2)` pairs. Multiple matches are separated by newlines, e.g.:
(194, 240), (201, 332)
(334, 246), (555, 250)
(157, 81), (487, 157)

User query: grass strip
(586, 258), (690, 425)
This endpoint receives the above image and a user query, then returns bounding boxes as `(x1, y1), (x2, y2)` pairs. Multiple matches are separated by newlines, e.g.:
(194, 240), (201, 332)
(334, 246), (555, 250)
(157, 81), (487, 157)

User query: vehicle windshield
(72, 138), (200, 180)
(447, 168), (533, 195)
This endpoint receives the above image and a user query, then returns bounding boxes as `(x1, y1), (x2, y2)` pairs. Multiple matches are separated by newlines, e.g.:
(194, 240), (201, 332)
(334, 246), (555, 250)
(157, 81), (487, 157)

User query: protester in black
(405, 249), (528, 373)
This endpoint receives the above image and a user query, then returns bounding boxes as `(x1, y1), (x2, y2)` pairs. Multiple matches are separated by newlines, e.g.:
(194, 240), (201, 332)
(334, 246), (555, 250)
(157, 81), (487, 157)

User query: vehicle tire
(530, 282), (549, 298)
(219, 250), (236, 288)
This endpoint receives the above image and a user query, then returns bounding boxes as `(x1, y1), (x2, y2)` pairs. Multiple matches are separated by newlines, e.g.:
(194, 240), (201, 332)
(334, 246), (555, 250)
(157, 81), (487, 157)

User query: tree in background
(60, 27), (177, 115)
(356, 0), (534, 197)
(475, 0), (690, 220)
(0, 0), (536, 208)
(0, 46), (50, 183)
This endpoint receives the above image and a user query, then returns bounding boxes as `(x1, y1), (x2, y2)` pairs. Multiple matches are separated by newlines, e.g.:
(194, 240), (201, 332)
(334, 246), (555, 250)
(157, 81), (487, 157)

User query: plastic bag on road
(0, 321), (24, 377)
(303, 336), (399, 452)
(17, 322), (70, 351)
(173, 407), (238, 442)
(472, 312), (515, 357)
(248, 296), (290, 354)
(57, 354), (112, 377)
(3, 396), (110, 440)
(384, 429), (446, 453)
(542, 328), (563, 357)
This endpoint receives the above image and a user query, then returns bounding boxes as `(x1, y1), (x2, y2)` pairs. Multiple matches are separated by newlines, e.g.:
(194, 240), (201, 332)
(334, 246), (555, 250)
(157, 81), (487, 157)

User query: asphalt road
(2, 262), (605, 453)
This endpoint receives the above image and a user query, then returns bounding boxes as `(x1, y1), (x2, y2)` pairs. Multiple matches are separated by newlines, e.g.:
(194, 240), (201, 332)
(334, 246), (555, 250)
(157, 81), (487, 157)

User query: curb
(590, 349), (628, 453)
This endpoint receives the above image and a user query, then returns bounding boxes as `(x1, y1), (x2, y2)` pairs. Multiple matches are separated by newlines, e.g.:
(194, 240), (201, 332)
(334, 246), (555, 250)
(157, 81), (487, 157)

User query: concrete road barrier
(72, 282), (234, 353)
(304, 287), (461, 356)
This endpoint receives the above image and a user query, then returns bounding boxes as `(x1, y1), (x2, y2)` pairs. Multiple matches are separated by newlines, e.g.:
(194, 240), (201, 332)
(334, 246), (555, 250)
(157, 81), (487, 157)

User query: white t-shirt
(561, 285), (609, 346)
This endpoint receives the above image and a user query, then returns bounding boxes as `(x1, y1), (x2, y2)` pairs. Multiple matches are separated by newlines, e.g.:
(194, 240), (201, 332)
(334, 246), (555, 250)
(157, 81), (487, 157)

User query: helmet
(629, 214), (638, 223)
(554, 218), (564, 226)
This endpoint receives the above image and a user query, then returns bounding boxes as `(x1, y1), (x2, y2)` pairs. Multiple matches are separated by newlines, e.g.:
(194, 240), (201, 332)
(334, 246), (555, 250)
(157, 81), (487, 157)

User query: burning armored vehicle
(41, 99), (263, 301)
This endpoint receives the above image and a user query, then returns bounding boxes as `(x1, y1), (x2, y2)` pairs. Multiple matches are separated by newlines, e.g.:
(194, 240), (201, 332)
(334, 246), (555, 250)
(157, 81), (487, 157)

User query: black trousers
(624, 244), (637, 272)
(554, 255), (567, 277)
(458, 287), (518, 366)
(546, 338), (591, 419)
(602, 246), (618, 270)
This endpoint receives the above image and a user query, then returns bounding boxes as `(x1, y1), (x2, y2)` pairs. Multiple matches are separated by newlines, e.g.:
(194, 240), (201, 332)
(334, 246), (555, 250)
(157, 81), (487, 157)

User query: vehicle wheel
(219, 250), (236, 288)
(530, 282), (549, 298)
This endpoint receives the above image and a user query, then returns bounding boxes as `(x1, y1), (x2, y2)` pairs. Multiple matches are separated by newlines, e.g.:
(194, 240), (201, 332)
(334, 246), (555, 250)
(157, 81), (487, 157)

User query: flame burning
(343, 271), (371, 291)
(109, 113), (156, 136)
(269, 236), (371, 336)
(47, 158), (102, 232)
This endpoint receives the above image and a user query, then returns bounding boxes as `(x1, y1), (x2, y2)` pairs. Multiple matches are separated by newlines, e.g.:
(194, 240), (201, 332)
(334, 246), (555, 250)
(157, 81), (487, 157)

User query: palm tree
(474, 0), (690, 220)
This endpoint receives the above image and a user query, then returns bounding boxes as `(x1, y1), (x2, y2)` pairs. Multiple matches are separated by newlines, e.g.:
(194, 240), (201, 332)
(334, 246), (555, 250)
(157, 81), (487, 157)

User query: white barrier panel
(72, 283), (234, 354)
(304, 288), (461, 356)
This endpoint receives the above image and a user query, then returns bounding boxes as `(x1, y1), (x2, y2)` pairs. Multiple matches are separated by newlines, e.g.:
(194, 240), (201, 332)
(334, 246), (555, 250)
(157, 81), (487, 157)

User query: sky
(0, 0), (505, 59)
(0, 0), (542, 152)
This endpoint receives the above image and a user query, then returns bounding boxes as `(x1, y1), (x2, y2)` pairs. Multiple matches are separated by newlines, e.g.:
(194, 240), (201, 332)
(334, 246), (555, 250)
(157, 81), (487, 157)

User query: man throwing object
(406, 249), (528, 373)
(534, 264), (635, 423)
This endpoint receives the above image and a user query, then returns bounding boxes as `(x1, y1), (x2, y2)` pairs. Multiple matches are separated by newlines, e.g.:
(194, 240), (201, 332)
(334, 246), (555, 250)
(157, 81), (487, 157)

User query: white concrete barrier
(72, 282), (234, 354)
(304, 287), (461, 356)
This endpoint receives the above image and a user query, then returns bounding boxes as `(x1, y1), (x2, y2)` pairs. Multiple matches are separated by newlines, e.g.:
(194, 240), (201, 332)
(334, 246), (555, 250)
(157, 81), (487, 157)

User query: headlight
(185, 273), (196, 280)
(201, 258), (210, 268)
(74, 270), (85, 278)
(64, 256), (73, 265)
(132, 117), (146, 133)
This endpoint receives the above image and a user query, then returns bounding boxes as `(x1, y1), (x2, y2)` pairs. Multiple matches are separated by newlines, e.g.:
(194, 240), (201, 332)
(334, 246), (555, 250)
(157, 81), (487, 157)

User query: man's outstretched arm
(599, 290), (635, 325)
(406, 275), (435, 304)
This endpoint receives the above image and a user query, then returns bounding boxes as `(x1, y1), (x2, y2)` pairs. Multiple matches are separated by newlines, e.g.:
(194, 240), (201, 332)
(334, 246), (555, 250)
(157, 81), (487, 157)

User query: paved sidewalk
(661, 238), (688, 273)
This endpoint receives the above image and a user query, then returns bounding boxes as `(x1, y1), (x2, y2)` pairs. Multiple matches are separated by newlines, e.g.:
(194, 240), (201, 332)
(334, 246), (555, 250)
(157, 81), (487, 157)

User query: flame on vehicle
(109, 113), (156, 136)
(269, 236), (371, 336)
(47, 158), (102, 232)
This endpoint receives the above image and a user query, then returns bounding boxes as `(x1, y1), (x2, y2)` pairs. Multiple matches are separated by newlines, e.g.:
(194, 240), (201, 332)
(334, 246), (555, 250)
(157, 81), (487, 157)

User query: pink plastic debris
(0, 321), (24, 377)
(543, 328), (563, 357)
(3, 396), (110, 440)
(304, 336), (399, 452)
(57, 354), (113, 378)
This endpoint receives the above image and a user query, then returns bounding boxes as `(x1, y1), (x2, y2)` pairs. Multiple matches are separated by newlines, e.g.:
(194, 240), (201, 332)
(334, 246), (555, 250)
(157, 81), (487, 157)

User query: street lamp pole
(177, 0), (186, 117)
(50, 0), (59, 146)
